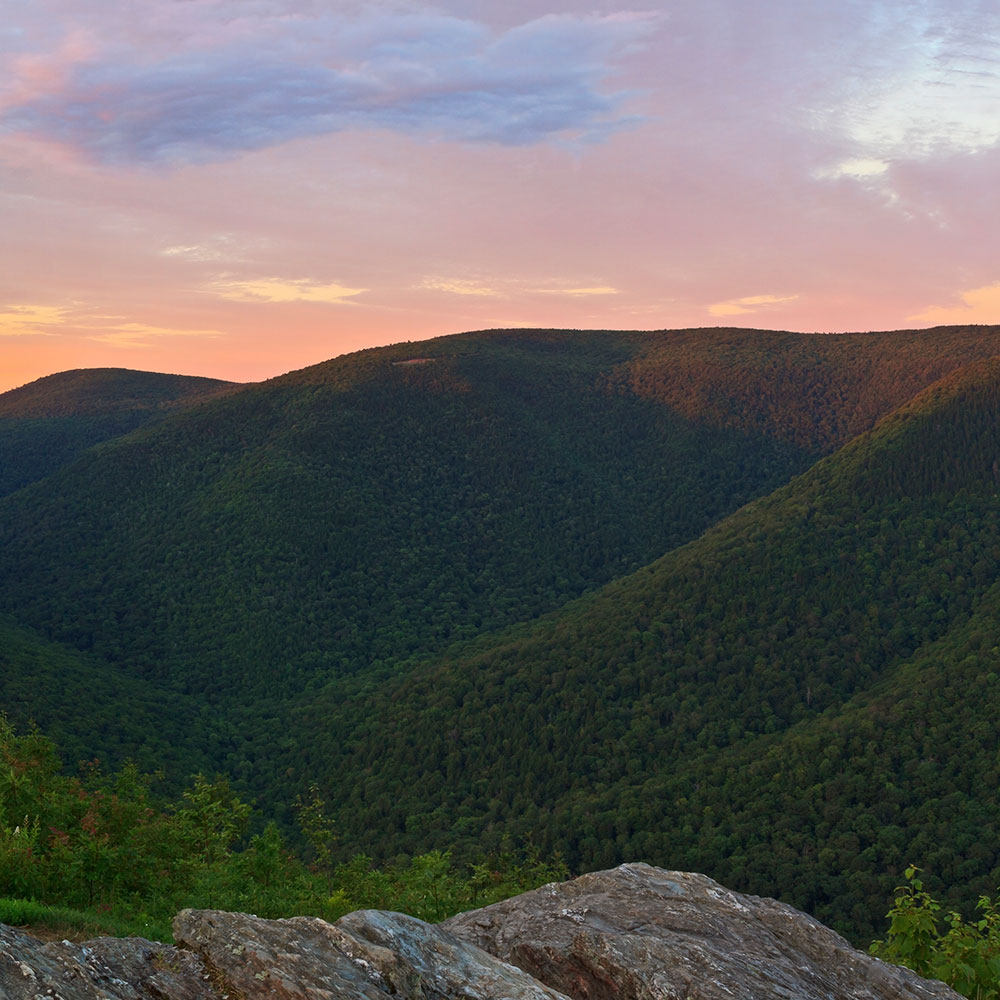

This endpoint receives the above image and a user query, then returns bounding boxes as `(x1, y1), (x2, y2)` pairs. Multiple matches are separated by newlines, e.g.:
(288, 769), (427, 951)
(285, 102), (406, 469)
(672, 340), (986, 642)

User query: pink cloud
(1, 0), (998, 394)
(1, 9), (661, 164)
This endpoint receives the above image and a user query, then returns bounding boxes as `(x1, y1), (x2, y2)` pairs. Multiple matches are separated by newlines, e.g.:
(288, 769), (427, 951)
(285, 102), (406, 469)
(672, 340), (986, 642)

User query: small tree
(295, 783), (336, 886)
(176, 774), (251, 866)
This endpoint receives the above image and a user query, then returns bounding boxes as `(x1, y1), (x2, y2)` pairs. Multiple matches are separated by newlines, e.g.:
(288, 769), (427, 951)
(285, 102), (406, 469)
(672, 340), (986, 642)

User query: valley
(2, 324), (1000, 942)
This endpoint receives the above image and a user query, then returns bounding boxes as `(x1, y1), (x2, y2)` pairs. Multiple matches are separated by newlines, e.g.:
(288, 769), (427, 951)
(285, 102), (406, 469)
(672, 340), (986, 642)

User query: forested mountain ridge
(2, 325), (1000, 942)
(295, 351), (1000, 940)
(0, 368), (241, 418)
(0, 368), (241, 496)
(610, 323), (1000, 450)
(0, 329), (815, 706)
(6, 324), (994, 710)
(0, 616), (219, 779)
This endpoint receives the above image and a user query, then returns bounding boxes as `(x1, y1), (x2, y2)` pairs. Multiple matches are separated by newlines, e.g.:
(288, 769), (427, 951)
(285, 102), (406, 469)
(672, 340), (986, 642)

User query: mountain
(606, 324), (1000, 450)
(0, 367), (242, 419)
(0, 331), (813, 707)
(2, 325), (1000, 940)
(299, 351), (1000, 940)
(0, 368), (240, 496)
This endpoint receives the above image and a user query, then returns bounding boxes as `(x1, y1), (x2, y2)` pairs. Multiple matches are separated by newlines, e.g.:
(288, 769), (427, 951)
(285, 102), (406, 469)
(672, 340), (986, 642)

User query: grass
(0, 897), (173, 943)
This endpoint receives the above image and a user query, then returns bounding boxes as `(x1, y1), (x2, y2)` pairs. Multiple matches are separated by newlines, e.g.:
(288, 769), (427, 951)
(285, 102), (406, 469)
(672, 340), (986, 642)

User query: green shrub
(871, 867), (1000, 998)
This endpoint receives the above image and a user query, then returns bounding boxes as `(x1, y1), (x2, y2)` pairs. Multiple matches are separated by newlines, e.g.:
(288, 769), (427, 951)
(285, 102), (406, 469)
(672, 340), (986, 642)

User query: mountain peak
(0, 368), (242, 419)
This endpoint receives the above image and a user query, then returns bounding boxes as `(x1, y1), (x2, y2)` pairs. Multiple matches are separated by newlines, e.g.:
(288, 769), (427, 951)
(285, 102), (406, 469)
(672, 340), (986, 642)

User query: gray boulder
(442, 863), (960, 1000)
(173, 906), (570, 999)
(0, 923), (216, 1000)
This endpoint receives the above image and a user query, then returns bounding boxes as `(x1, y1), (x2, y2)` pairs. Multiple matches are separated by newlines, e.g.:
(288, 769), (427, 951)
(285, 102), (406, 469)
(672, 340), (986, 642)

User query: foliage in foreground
(0, 896), (169, 941)
(0, 717), (566, 941)
(11, 714), (1000, 998)
(871, 867), (1000, 998)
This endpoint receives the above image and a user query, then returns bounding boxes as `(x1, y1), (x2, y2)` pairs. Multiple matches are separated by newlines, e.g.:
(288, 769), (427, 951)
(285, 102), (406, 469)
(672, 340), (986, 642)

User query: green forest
(0, 716), (565, 941)
(2, 325), (1000, 962)
(0, 368), (238, 496)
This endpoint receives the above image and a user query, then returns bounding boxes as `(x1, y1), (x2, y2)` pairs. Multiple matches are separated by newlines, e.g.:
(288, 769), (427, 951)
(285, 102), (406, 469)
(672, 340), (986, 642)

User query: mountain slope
(0, 330), (810, 707)
(0, 368), (240, 496)
(2, 326), (1000, 942)
(0, 616), (218, 780)
(0, 367), (242, 419)
(614, 324), (1000, 450)
(298, 353), (1000, 939)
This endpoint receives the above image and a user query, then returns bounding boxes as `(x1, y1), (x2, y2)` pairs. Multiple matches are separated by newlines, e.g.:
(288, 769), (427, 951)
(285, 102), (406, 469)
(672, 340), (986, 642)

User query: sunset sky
(2, 0), (999, 392)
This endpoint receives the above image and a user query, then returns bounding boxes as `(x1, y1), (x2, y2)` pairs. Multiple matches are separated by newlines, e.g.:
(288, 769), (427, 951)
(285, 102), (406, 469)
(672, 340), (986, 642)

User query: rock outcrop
(172, 906), (569, 999)
(1, 865), (963, 1000)
(0, 923), (216, 1000)
(443, 863), (958, 1000)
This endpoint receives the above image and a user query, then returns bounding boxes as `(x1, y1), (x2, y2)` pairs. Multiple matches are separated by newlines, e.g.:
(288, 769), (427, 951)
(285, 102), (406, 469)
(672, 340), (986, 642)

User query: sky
(1, 0), (999, 392)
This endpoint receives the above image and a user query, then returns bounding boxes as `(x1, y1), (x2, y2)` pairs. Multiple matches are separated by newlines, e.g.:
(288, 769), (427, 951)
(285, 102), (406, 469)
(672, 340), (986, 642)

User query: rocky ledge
(0, 864), (960, 1000)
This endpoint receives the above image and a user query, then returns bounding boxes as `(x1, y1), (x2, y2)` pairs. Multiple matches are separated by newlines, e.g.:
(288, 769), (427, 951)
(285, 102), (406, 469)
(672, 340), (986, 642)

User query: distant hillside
(300, 353), (1000, 941)
(0, 368), (241, 495)
(0, 367), (241, 418)
(613, 324), (1000, 451)
(0, 331), (809, 711)
(2, 326), (1000, 943)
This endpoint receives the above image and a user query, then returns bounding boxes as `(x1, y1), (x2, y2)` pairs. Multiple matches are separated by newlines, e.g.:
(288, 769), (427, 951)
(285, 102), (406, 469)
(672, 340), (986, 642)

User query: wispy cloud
(0, 304), (67, 336)
(803, 5), (1000, 179)
(88, 322), (224, 347)
(833, 43), (1000, 160)
(163, 245), (219, 261)
(815, 158), (891, 181)
(0, 303), (223, 346)
(419, 278), (502, 297)
(534, 286), (619, 297)
(205, 278), (367, 304)
(910, 282), (1000, 325)
(419, 277), (620, 299)
(708, 294), (798, 317)
(0, 9), (661, 165)
(161, 239), (242, 263)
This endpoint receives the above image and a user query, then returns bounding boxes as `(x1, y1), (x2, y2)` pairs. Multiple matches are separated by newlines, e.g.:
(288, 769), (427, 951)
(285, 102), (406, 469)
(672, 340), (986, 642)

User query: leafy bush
(323, 843), (568, 923)
(870, 867), (1000, 998)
